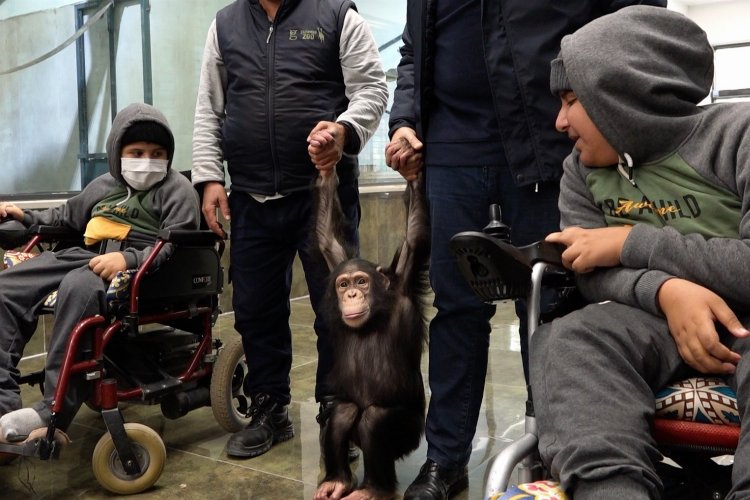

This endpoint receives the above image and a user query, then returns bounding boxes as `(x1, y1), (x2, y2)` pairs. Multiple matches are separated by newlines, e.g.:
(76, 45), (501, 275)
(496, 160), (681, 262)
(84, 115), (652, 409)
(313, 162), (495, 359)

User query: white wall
(686, 0), (750, 44)
(0, 0), (78, 21)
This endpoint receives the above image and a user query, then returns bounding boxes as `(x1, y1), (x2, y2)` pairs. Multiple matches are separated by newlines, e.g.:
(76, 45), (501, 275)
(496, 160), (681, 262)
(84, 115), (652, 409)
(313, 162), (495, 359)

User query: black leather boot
(226, 393), (294, 458)
(317, 395), (359, 461)
(403, 459), (469, 499)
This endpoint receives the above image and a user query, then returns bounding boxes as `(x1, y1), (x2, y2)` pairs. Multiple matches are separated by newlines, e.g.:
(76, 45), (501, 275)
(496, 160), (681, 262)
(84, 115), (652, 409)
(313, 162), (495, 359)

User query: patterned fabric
(2, 250), (36, 269)
(3, 251), (134, 307)
(493, 480), (567, 500)
(655, 377), (739, 425)
(106, 270), (135, 301)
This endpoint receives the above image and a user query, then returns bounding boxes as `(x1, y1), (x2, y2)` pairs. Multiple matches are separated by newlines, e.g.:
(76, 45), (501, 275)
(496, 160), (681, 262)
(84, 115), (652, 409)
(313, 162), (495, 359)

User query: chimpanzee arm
(314, 172), (350, 271)
(391, 173), (430, 298)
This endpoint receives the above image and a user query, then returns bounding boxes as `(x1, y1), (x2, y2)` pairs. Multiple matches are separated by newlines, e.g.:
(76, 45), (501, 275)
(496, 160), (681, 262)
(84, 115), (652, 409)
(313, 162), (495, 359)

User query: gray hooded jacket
(555, 6), (750, 315)
(21, 103), (200, 270)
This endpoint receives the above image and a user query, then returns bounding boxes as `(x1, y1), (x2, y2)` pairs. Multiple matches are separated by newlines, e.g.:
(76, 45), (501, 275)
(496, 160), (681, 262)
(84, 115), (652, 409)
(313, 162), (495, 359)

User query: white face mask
(120, 158), (169, 191)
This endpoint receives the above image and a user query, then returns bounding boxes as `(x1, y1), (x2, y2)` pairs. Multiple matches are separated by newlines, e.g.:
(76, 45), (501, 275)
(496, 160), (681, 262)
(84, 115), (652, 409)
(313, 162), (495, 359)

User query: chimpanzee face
(335, 269), (372, 328)
(333, 261), (390, 329)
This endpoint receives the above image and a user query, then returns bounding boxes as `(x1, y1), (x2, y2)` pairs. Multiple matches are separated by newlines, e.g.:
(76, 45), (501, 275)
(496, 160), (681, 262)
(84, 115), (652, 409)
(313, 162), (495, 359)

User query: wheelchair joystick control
(483, 204), (511, 242)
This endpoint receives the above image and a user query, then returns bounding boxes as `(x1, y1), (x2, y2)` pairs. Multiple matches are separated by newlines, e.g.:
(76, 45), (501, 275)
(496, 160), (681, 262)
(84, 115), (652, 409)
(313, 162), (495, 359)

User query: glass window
(711, 43), (750, 103)
(0, 0), (407, 198)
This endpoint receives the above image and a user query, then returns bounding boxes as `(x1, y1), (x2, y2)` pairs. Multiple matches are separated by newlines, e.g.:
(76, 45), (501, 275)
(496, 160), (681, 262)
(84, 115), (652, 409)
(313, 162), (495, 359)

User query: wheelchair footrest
(141, 376), (183, 399)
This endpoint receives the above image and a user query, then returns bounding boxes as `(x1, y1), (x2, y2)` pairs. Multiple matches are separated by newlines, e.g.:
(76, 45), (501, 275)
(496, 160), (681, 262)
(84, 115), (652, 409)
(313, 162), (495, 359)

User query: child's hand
(658, 278), (749, 374)
(89, 252), (128, 281)
(545, 226), (632, 273)
(0, 202), (24, 221)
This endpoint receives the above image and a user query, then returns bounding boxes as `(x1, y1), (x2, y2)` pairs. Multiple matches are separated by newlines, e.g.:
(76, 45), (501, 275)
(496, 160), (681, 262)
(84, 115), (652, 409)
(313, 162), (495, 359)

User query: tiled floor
(1, 297), (527, 499)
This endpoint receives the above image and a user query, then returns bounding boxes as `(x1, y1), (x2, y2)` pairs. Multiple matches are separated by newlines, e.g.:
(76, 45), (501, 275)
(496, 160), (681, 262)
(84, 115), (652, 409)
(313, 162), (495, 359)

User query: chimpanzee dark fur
(312, 171), (430, 500)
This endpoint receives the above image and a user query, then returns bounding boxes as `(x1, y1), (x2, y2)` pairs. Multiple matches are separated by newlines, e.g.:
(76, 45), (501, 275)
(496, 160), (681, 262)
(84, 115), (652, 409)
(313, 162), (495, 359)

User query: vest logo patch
(289, 28), (325, 43)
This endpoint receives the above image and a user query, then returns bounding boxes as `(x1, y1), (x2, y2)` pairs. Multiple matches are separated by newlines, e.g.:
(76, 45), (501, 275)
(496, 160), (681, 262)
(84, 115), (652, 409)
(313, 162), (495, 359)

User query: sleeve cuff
(339, 121), (360, 155)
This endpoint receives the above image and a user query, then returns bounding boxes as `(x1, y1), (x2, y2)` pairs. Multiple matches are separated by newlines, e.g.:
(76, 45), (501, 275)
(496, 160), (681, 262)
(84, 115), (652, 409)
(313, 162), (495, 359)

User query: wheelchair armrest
(157, 229), (223, 246)
(0, 219), (29, 250)
(28, 224), (80, 240)
(450, 231), (570, 302)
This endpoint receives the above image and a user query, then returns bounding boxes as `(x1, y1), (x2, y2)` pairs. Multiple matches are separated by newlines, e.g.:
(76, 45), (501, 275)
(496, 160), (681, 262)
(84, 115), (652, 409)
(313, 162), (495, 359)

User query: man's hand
(385, 127), (423, 181)
(89, 252), (128, 282)
(201, 181), (230, 238)
(545, 226), (633, 273)
(0, 202), (24, 221)
(308, 121), (346, 174)
(659, 278), (750, 374)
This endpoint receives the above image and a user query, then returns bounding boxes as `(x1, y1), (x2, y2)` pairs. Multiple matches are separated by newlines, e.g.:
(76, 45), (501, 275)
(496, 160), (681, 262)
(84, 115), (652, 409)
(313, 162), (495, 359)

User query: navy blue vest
(217, 0), (356, 195)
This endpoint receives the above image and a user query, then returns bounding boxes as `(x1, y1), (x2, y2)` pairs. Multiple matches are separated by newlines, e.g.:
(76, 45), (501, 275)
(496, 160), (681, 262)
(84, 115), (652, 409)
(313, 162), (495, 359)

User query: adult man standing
(192, 0), (387, 459)
(385, 1), (666, 498)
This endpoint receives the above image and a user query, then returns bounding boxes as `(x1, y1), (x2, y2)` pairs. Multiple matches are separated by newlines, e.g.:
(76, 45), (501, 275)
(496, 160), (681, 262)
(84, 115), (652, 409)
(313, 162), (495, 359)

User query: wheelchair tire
(210, 336), (252, 433)
(92, 423), (166, 495)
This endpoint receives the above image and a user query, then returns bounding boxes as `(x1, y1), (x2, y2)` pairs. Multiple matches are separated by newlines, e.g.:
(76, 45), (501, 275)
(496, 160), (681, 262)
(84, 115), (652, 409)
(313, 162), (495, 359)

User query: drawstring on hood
(116, 186), (134, 206)
(553, 6), (714, 165)
(616, 152), (636, 187)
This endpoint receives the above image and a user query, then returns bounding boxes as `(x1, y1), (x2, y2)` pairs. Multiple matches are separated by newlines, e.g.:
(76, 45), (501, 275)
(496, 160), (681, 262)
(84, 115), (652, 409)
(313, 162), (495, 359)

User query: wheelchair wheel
(92, 423), (166, 495)
(210, 336), (252, 433)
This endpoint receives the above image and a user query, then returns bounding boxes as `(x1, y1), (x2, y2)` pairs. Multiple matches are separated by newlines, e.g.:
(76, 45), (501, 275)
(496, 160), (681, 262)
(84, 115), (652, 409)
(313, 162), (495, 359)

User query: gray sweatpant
(530, 300), (750, 499)
(0, 247), (107, 429)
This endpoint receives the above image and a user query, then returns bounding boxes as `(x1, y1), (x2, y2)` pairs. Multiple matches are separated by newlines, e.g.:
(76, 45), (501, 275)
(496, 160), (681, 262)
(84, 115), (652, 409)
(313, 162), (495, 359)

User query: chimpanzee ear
(375, 266), (391, 290)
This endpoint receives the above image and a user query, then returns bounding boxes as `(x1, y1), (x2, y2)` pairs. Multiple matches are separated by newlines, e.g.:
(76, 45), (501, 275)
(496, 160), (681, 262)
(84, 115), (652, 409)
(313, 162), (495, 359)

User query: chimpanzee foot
(342, 487), (396, 500)
(314, 480), (351, 500)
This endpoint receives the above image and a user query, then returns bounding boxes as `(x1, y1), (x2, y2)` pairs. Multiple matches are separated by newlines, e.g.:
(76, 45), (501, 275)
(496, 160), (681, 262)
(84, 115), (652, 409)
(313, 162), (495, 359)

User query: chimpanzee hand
(385, 127), (423, 181)
(308, 121), (346, 173)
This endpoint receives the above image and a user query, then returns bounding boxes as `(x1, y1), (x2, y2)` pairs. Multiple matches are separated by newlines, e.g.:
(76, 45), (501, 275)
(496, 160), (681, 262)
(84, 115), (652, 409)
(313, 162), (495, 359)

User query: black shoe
(317, 396), (360, 461)
(226, 393), (294, 458)
(403, 459), (469, 500)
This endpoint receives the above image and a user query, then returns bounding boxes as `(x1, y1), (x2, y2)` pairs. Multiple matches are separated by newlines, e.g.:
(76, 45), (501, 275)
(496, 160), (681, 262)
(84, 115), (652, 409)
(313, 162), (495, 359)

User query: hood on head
(105, 102), (175, 184)
(557, 6), (713, 164)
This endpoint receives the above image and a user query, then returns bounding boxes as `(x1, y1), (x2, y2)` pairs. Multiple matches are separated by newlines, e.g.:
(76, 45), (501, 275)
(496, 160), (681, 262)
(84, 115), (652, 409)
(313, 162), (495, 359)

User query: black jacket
(388, 0), (667, 187)
(216, 0), (356, 195)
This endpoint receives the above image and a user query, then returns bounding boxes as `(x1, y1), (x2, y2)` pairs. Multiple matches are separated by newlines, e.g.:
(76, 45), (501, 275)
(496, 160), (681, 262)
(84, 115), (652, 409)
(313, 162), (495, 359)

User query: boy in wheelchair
(530, 6), (750, 499)
(0, 102), (199, 443)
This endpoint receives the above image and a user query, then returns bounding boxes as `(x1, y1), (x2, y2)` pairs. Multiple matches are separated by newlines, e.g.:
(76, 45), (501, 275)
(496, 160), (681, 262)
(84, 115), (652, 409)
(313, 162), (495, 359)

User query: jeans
(229, 183), (360, 405)
(424, 164), (559, 468)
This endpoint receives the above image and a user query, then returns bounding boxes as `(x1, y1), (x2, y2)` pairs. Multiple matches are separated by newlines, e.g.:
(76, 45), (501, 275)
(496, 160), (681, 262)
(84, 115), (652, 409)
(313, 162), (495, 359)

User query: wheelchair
(450, 206), (740, 500)
(0, 216), (251, 495)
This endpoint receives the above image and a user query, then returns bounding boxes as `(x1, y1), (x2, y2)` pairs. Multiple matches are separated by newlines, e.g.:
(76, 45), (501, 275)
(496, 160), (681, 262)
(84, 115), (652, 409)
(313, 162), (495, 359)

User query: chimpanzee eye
(357, 277), (367, 286)
(338, 281), (348, 288)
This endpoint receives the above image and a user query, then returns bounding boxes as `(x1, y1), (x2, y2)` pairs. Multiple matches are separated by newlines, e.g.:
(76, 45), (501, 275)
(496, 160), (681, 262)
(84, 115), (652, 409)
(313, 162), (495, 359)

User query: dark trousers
(531, 301), (750, 499)
(228, 184), (360, 405)
(0, 248), (104, 429)
(424, 164), (560, 468)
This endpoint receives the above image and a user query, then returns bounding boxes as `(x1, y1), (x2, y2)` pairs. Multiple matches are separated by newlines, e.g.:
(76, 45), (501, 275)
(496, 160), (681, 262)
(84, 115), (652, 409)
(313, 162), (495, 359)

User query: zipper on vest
(266, 21), (280, 192)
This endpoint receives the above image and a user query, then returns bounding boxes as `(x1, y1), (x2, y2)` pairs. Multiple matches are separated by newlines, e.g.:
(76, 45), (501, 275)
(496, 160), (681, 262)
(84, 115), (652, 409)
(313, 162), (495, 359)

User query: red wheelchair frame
(0, 219), (251, 494)
(450, 206), (739, 499)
